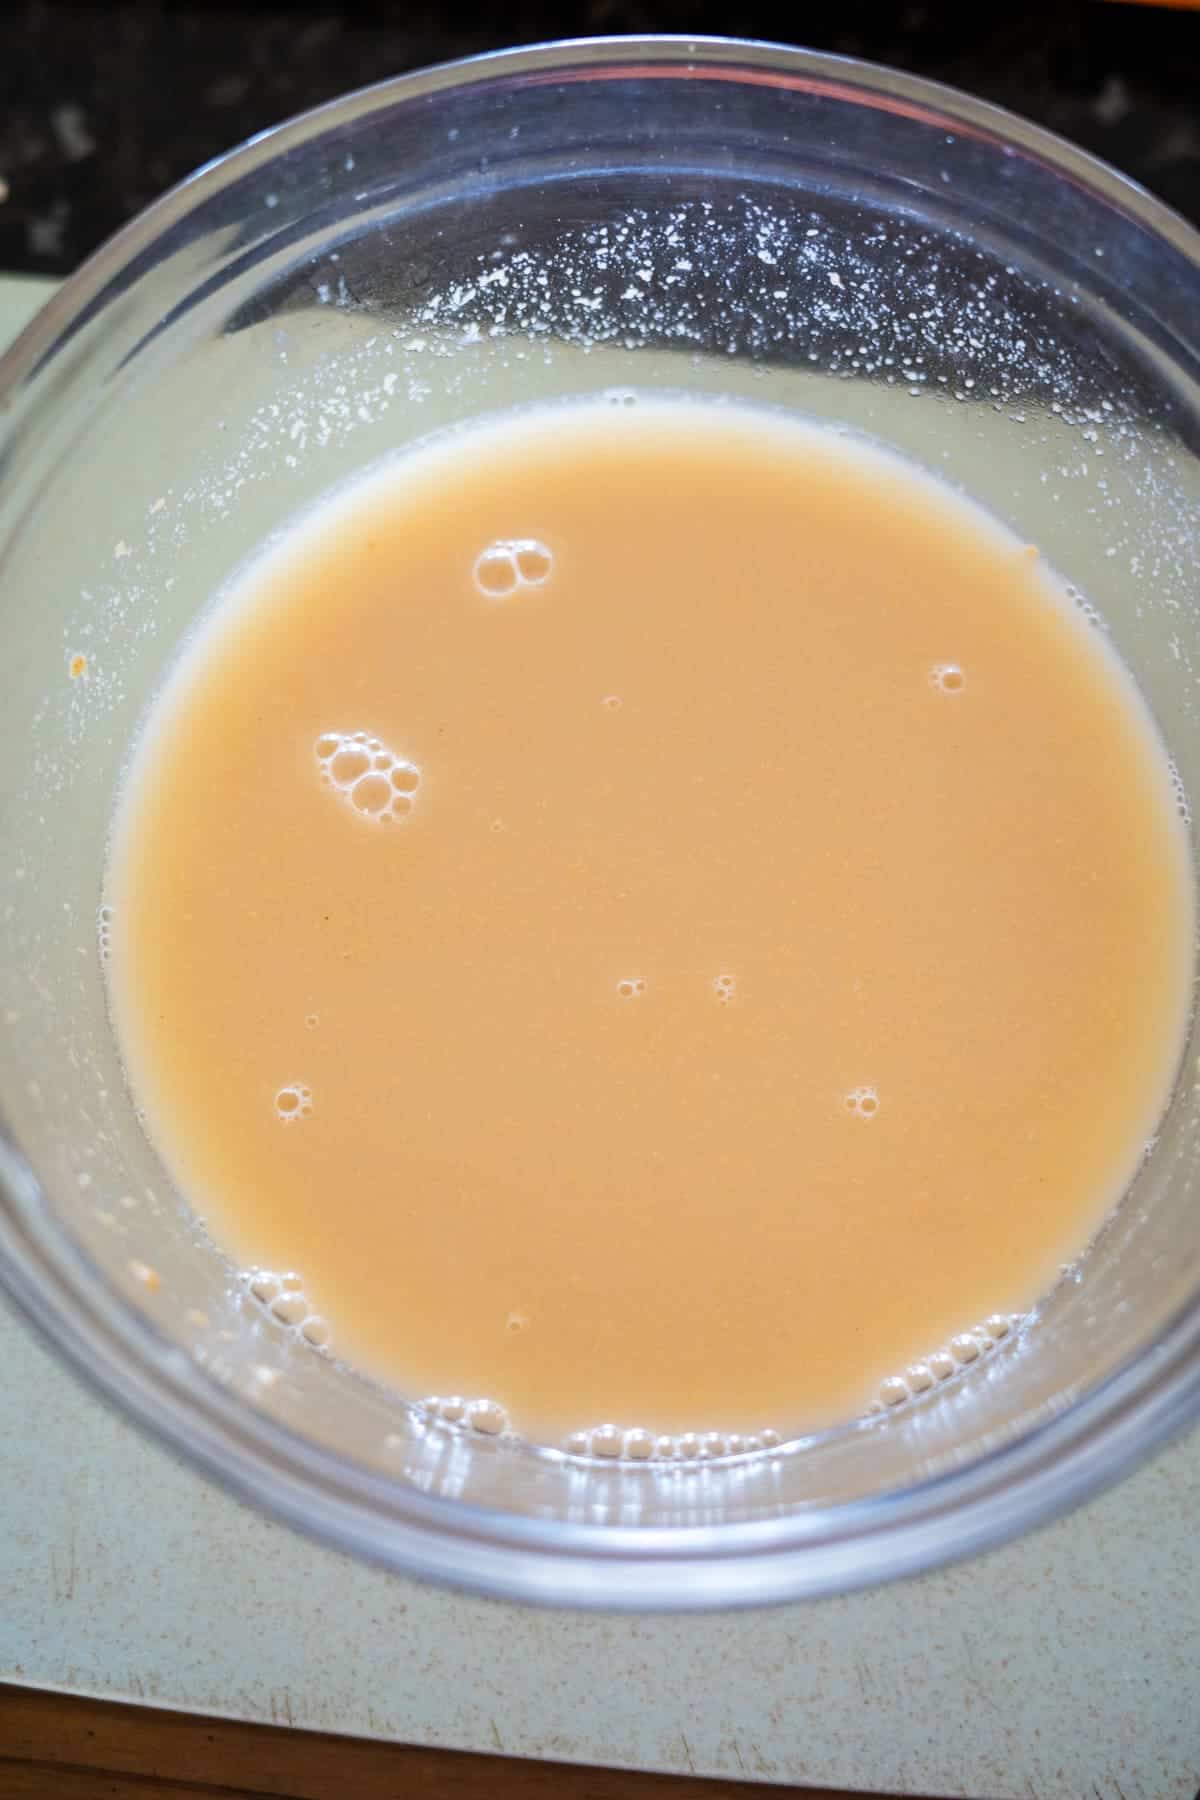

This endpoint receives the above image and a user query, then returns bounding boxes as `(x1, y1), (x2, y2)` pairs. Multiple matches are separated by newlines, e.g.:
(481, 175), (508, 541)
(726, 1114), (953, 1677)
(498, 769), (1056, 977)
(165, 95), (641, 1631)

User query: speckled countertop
(2, 13), (1200, 1795)
(0, 0), (1197, 272)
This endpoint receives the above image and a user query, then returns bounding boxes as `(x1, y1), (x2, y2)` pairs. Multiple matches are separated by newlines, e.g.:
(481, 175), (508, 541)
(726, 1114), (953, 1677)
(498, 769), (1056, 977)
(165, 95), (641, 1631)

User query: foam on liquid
(106, 397), (1195, 1451)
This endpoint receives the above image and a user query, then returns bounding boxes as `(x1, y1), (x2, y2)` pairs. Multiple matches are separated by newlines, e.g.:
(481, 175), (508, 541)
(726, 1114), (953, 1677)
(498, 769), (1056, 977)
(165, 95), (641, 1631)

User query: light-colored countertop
(2, 277), (1198, 1800)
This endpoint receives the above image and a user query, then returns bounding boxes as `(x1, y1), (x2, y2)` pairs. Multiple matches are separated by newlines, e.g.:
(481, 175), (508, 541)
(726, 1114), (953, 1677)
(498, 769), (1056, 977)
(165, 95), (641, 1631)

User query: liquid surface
(108, 399), (1194, 1444)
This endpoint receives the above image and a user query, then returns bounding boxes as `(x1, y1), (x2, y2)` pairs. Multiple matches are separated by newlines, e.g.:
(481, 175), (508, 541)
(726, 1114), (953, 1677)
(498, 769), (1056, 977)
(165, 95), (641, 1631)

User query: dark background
(1, 0), (1198, 277)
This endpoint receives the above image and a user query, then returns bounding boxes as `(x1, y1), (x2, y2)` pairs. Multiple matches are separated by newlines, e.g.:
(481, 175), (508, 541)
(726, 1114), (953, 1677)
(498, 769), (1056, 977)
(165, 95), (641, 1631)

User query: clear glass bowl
(2, 36), (1199, 1609)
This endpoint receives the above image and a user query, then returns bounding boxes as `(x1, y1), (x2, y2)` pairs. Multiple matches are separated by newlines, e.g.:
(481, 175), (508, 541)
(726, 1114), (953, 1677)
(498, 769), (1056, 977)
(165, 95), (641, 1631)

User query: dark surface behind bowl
(0, 0), (1198, 279)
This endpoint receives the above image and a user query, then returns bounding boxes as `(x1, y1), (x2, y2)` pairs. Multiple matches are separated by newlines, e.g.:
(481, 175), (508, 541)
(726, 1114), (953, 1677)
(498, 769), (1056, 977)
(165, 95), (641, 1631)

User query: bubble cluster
(419, 1394), (510, 1437)
(563, 1424), (782, 1462)
(472, 538), (554, 599)
(1067, 586), (1107, 631)
(1168, 759), (1191, 825)
(96, 903), (113, 964)
(246, 1269), (331, 1348)
(874, 1312), (1020, 1410)
(274, 1083), (312, 1121)
(616, 977), (646, 999)
(845, 1086), (879, 1118)
(712, 974), (737, 1005)
(929, 663), (966, 694)
(315, 730), (421, 825)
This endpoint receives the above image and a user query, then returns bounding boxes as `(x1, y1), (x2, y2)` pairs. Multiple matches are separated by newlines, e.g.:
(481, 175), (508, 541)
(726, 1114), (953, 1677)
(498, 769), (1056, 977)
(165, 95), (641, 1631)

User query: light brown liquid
(108, 399), (1194, 1444)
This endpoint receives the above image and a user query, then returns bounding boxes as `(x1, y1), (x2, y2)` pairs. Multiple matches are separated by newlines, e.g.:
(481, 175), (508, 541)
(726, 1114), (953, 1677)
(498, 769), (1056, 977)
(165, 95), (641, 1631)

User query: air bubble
(69, 653), (88, 680)
(474, 547), (518, 597)
(473, 538), (554, 600)
(351, 772), (392, 814)
(466, 1398), (509, 1435)
(624, 1428), (655, 1460)
(845, 1086), (879, 1118)
(331, 748), (371, 784)
(616, 977), (646, 999)
(929, 663), (965, 694)
(950, 1333), (982, 1364)
(713, 974), (736, 1004)
(516, 542), (553, 585)
(880, 1375), (909, 1407)
(591, 1424), (624, 1458)
(601, 695), (623, 711)
(300, 1315), (331, 1348)
(274, 1083), (312, 1121)
(270, 1292), (308, 1327)
(128, 1259), (160, 1292)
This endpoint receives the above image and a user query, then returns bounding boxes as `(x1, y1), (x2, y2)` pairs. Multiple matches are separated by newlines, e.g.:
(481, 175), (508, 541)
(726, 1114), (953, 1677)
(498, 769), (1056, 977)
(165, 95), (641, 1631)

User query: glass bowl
(2, 36), (1199, 1610)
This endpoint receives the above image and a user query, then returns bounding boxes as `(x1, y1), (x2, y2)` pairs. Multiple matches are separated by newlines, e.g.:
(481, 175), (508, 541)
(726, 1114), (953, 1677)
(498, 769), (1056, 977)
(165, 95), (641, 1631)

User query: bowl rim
(3, 33), (1200, 1610)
